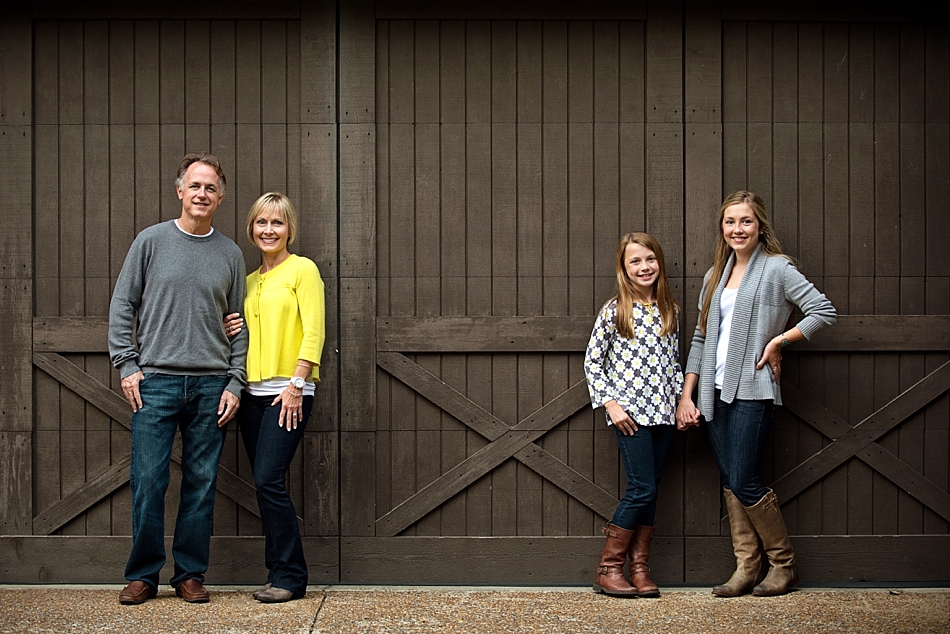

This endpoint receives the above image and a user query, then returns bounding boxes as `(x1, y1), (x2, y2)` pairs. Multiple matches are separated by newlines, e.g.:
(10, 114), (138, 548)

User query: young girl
(585, 232), (683, 598)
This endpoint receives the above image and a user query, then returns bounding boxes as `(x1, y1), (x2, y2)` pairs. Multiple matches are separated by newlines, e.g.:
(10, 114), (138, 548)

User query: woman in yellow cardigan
(225, 192), (325, 603)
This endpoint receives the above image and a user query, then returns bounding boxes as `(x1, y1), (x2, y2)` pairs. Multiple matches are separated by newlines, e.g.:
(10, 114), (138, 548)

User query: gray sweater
(108, 220), (248, 397)
(685, 244), (836, 420)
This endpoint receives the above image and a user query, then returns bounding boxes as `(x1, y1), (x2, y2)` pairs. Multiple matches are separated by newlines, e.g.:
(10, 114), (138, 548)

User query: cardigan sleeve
(295, 258), (327, 374)
(685, 270), (712, 376)
(782, 262), (837, 339)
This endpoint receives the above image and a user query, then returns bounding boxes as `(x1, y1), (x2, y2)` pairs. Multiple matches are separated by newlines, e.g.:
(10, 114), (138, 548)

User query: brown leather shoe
(175, 579), (210, 603)
(119, 580), (157, 605)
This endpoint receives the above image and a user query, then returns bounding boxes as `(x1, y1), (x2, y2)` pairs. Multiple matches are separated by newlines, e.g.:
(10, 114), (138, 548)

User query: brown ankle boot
(745, 489), (799, 597)
(628, 525), (660, 598)
(712, 489), (764, 597)
(593, 524), (637, 597)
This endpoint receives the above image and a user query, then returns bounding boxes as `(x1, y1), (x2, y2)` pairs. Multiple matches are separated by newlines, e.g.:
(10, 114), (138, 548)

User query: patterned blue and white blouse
(584, 299), (684, 427)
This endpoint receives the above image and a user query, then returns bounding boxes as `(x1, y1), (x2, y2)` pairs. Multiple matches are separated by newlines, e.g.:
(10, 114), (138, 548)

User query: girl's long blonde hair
(698, 191), (787, 334)
(612, 232), (678, 338)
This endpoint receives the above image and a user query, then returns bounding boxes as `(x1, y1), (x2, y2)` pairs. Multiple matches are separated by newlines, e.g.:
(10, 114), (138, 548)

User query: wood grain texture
(0, 536), (338, 583)
(775, 361), (950, 503)
(343, 535), (682, 584)
(378, 315), (950, 353)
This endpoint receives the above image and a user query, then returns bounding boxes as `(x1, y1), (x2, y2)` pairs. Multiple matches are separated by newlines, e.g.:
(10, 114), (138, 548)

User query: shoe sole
(592, 584), (637, 598)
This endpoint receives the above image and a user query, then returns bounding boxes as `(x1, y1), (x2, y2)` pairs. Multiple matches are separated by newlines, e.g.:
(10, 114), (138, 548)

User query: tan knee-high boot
(593, 524), (637, 597)
(628, 525), (660, 598)
(712, 489), (763, 597)
(744, 489), (799, 596)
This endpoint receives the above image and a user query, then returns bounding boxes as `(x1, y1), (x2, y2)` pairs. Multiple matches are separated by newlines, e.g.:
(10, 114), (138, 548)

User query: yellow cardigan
(245, 254), (325, 382)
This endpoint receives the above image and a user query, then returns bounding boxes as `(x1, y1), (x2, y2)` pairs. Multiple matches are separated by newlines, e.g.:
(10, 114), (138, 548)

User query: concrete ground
(1, 585), (948, 633)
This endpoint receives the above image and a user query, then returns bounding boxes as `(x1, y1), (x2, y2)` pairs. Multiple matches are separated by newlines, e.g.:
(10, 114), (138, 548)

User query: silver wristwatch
(290, 377), (305, 390)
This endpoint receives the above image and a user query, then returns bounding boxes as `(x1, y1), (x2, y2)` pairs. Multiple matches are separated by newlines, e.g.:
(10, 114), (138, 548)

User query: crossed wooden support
(375, 352), (617, 536)
(376, 316), (950, 535)
(32, 352), (265, 535)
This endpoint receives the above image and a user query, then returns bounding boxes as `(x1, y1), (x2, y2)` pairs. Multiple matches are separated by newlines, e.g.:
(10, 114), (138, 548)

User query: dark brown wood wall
(1, 1), (948, 585)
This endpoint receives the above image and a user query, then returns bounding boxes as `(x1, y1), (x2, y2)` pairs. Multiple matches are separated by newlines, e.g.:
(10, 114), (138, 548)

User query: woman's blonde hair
(698, 191), (786, 334)
(611, 232), (678, 338)
(245, 192), (299, 246)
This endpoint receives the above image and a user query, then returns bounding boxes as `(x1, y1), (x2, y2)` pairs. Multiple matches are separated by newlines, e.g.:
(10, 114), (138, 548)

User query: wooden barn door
(338, 5), (950, 584)
(2, 15), (340, 583)
(341, 9), (696, 583)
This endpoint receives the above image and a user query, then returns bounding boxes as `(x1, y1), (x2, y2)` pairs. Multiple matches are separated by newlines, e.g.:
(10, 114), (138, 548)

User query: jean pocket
(139, 372), (158, 385)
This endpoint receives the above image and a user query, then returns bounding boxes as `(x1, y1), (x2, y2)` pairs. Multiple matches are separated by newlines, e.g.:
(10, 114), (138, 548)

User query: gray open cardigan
(685, 244), (837, 421)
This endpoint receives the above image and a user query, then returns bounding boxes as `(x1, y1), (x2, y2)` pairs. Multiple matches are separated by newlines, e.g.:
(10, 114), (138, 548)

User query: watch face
(292, 377), (304, 388)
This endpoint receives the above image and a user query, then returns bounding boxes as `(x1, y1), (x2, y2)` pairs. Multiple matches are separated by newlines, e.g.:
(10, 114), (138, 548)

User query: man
(109, 153), (248, 605)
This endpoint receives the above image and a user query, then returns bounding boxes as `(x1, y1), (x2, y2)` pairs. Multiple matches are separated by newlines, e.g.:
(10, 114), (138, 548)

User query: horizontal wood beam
(342, 535), (950, 584)
(33, 317), (110, 353)
(0, 536), (339, 584)
(35, 315), (950, 354)
(377, 315), (950, 352)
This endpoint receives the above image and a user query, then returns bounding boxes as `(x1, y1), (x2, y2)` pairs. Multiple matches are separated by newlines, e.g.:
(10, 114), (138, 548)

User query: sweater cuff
(225, 378), (245, 398)
(118, 360), (141, 380)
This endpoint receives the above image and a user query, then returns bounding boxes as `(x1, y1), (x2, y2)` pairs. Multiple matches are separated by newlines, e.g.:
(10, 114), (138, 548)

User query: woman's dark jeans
(609, 423), (676, 531)
(238, 392), (313, 594)
(705, 391), (775, 507)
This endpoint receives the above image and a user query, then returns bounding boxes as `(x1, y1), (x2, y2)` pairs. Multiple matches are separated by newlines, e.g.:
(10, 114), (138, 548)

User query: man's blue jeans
(705, 391), (775, 507)
(125, 374), (229, 589)
(238, 393), (312, 594)
(610, 423), (676, 530)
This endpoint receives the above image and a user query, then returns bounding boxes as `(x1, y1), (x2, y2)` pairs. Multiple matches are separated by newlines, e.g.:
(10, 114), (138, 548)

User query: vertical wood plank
(185, 20), (211, 124)
(340, 0), (374, 123)
(0, 20), (31, 530)
(235, 20), (261, 124)
(619, 21), (645, 124)
(493, 21), (517, 123)
(34, 21), (58, 126)
(160, 21), (185, 124)
(440, 21), (465, 124)
(414, 21), (440, 124)
(646, 1), (682, 124)
(543, 21), (567, 124)
(210, 21), (236, 124)
(135, 21), (160, 124)
(84, 21), (109, 125)
(518, 21), (542, 124)
(593, 21), (619, 124)
(302, 0), (336, 124)
(261, 20), (288, 124)
(466, 21), (491, 124)
(685, 1), (720, 125)
(340, 126), (377, 427)
(568, 22), (593, 124)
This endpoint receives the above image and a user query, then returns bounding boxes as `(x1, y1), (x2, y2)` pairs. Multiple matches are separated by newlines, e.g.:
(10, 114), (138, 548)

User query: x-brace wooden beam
(32, 352), (265, 535)
(780, 379), (950, 522)
(774, 361), (950, 510)
(376, 351), (616, 536)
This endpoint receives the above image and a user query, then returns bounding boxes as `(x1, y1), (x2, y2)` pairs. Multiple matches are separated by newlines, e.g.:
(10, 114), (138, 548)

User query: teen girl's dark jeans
(705, 390), (775, 507)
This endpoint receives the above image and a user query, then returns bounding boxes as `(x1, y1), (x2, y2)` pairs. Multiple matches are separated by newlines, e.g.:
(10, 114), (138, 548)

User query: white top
(246, 377), (316, 397)
(715, 288), (737, 389)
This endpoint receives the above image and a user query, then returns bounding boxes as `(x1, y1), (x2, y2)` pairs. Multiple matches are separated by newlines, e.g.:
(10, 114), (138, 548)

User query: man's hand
(217, 390), (240, 427)
(121, 371), (145, 412)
